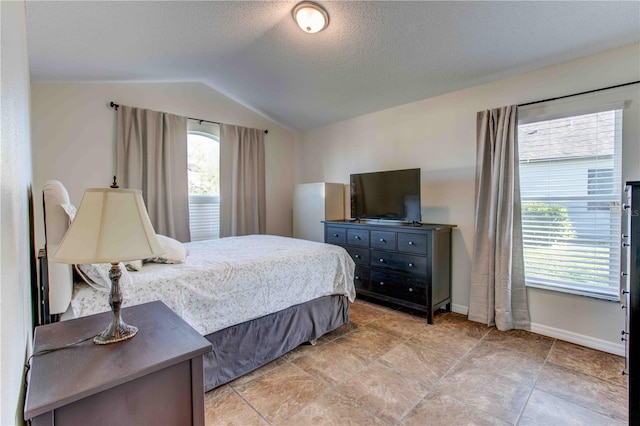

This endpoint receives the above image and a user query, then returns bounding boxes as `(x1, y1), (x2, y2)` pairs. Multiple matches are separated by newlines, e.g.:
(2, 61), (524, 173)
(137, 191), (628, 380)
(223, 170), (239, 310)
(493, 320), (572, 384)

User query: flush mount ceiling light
(292, 1), (329, 33)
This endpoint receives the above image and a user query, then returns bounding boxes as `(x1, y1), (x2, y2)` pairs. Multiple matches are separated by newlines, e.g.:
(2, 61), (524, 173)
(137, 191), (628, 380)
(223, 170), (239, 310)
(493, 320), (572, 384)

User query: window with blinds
(518, 108), (622, 299)
(187, 132), (220, 241)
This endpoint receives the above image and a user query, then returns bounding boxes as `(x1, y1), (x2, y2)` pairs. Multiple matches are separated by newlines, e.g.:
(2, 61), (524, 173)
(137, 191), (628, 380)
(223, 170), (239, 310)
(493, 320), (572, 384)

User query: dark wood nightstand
(24, 301), (212, 426)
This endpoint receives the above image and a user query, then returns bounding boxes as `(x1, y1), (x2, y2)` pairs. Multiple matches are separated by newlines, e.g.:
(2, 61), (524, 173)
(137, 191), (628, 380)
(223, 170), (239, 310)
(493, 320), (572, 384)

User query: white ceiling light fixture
(292, 1), (329, 33)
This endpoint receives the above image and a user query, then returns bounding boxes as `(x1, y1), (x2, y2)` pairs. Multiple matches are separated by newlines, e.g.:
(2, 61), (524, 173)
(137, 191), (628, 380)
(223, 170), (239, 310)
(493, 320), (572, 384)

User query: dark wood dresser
(324, 220), (455, 323)
(24, 301), (212, 426)
(623, 181), (640, 422)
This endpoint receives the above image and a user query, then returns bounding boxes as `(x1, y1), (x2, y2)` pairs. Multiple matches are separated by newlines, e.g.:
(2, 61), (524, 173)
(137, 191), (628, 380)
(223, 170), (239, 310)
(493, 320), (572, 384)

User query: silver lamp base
(94, 321), (138, 345)
(94, 263), (137, 345)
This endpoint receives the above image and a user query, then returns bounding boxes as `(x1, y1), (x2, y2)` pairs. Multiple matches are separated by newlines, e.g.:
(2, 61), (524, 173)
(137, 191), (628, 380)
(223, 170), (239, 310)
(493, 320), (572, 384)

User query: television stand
(323, 220), (455, 324)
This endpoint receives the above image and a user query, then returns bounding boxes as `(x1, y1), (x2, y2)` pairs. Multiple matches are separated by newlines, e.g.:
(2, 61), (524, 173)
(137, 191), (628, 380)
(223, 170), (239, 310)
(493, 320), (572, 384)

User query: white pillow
(60, 203), (77, 223)
(75, 262), (132, 292)
(124, 260), (143, 271)
(146, 234), (188, 264)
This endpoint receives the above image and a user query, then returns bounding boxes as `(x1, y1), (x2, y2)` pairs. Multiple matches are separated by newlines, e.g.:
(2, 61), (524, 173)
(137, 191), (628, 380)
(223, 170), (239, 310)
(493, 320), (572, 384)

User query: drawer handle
(379, 238), (386, 242)
(379, 258), (385, 263)
(408, 262), (414, 268)
(354, 254), (360, 259)
(408, 241), (415, 245)
(355, 276), (360, 280)
(409, 288), (414, 292)
(379, 282), (384, 286)
(355, 235), (361, 240)
(333, 233), (339, 238)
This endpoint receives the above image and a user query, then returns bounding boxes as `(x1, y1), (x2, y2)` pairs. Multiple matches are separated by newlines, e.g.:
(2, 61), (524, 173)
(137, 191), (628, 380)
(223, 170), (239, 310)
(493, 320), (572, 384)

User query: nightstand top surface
(24, 301), (212, 419)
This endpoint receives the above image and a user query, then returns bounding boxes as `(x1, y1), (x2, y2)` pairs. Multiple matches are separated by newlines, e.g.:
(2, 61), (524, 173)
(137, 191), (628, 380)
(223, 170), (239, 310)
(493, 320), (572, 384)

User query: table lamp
(53, 186), (163, 344)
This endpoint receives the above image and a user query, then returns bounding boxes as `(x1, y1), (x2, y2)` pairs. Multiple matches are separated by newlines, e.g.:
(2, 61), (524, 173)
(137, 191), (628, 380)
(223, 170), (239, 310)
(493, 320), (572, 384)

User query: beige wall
(296, 43), (640, 353)
(31, 82), (297, 248)
(1, 0), (34, 423)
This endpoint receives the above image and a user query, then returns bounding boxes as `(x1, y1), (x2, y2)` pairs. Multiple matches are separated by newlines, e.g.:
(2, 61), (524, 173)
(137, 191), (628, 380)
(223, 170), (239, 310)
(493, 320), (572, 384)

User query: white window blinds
(187, 132), (220, 241)
(518, 108), (622, 299)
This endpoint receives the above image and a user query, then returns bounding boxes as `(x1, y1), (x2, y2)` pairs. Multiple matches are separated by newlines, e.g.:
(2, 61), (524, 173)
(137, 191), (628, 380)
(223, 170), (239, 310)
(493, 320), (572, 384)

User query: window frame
(517, 101), (625, 301)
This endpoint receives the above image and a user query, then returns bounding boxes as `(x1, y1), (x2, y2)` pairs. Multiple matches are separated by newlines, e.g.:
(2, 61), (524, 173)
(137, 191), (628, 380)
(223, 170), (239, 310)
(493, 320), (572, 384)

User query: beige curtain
(116, 105), (190, 242)
(219, 124), (266, 237)
(468, 106), (530, 331)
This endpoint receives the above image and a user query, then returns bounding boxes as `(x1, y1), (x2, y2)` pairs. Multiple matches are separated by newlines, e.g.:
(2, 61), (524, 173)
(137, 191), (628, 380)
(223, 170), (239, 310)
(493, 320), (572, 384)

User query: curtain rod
(109, 102), (268, 134)
(518, 81), (640, 108)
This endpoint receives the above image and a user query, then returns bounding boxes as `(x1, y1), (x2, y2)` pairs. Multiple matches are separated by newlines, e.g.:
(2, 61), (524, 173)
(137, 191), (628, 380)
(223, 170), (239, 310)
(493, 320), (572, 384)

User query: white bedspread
(70, 235), (356, 335)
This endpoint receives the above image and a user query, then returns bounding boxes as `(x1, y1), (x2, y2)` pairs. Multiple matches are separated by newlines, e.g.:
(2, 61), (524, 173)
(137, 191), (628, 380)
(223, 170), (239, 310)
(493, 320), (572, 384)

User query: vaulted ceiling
(25, 1), (640, 132)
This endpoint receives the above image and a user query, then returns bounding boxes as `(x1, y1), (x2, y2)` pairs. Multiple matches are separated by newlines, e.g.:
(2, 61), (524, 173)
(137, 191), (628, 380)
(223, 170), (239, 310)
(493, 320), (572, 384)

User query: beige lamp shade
(53, 188), (164, 264)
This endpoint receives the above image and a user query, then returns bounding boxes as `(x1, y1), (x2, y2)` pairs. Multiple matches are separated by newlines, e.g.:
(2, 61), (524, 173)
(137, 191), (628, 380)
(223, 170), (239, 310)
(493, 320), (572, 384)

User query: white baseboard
(445, 304), (624, 356)
(529, 322), (625, 356)
(451, 304), (469, 315)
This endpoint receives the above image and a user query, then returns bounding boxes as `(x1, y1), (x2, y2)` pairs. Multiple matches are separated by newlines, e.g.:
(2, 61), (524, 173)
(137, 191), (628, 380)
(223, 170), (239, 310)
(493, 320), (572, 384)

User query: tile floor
(204, 299), (627, 425)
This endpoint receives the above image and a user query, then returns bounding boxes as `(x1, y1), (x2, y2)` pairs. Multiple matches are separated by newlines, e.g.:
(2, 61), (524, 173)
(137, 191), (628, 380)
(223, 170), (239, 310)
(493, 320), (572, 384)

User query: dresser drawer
(326, 227), (346, 245)
(371, 250), (427, 275)
(397, 233), (428, 255)
(371, 231), (396, 250)
(370, 269), (427, 303)
(347, 229), (369, 247)
(346, 246), (370, 265)
(354, 265), (370, 291)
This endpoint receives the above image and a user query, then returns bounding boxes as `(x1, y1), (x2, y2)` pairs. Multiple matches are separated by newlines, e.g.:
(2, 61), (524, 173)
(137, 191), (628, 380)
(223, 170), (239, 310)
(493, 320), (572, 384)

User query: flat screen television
(350, 168), (421, 222)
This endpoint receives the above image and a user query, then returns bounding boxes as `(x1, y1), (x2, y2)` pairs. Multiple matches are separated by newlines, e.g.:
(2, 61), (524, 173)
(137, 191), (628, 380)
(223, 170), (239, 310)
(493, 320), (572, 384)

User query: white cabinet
(293, 183), (344, 242)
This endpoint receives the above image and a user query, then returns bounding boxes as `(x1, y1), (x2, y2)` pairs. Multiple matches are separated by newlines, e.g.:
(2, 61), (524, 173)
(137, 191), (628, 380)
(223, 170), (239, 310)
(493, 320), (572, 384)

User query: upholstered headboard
(42, 180), (74, 315)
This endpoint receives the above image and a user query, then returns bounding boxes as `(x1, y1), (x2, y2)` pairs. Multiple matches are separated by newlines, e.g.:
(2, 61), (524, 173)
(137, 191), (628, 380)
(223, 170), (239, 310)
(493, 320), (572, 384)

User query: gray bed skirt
(202, 294), (349, 391)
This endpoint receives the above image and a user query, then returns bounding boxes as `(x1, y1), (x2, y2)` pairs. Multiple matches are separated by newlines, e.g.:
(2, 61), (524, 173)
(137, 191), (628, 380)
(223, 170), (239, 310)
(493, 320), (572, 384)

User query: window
(518, 108), (622, 299)
(187, 132), (220, 241)
(587, 168), (614, 211)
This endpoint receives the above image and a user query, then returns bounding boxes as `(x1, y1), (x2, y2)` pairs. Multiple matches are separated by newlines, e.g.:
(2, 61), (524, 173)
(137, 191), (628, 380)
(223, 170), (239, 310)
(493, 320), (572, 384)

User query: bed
(40, 180), (356, 391)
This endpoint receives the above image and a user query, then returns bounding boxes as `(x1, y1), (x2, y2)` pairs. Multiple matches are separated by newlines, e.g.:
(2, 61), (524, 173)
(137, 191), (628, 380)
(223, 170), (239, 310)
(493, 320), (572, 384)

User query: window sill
(525, 281), (620, 302)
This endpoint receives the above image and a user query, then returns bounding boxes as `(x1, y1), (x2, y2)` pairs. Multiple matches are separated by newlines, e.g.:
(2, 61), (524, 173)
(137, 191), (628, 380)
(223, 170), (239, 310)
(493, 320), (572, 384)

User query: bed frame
(37, 180), (350, 391)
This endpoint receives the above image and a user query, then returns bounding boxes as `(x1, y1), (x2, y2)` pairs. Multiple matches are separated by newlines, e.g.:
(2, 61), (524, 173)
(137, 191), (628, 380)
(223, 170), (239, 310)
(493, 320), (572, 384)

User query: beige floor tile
(281, 340), (324, 362)
(367, 312), (430, 339)
(535, 363), (628, 422)
(349, 300), (393, 326)
(410, 326), (480, 358)
(379, 340), (458, 386)
(455, 340), (546, 385)
(206, 305), (626, 426)
(400, 390), (509, 426)
(547, 340), (626, 385)
(227, 356), (289, 387)
(518, 388), (624, 425)
(316, 321), (359, 343)
(434, 364), (532, 423)
(233, 363), (328, 424)
(204, 386), (268, 426)
(335, 361), (430, 424)
(292, 341), (370, 386)
(280, 390), (386, 426)
(482, 328), (554, 359)
(333, 325), (405, 362)
(437, 312), (493, 339)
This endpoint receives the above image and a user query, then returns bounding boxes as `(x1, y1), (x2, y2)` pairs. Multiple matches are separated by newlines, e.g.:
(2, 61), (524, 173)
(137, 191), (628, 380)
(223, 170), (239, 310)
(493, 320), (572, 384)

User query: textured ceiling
(25, 1), (640, 132)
